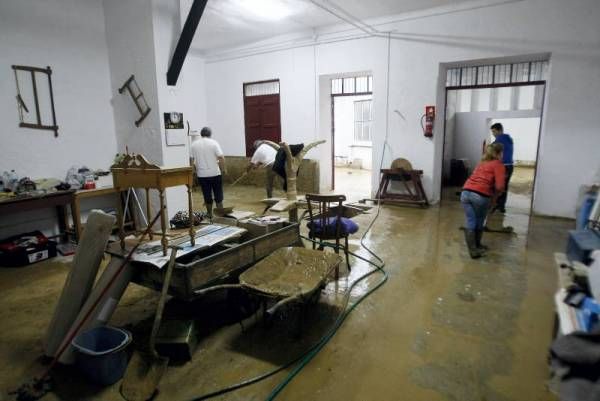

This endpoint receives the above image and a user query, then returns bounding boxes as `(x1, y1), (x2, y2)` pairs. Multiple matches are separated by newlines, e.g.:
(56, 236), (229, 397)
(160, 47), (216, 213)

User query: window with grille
(332, 75), (373, 95)
(354, 100), (372, 142)
(244, 80), (280, 96)
(446, 60), (549, 88)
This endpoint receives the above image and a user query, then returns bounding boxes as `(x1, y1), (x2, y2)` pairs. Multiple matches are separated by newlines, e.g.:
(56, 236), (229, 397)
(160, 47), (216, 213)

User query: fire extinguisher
(421, 106), (435, 138)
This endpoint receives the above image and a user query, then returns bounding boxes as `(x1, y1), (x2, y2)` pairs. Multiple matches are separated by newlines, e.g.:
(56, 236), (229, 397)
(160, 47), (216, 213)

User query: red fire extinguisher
(422, 106), (435, 138)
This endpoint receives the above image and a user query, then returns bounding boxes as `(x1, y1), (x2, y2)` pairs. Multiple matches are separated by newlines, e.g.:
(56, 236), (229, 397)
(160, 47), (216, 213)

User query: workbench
(0, 190), (75, 241)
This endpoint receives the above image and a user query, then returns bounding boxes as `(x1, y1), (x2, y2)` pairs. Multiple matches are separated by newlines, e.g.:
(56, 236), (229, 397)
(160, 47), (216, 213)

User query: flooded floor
(334, 167), (372, 202)
(0, 184), (569, 401)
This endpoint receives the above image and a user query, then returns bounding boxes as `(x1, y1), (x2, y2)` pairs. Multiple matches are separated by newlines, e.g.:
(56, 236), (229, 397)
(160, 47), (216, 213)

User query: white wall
(103, 0), (162, 163)
(103, 0), (207, 218)
(153, 0), (208, 215)
(205, 37), (386, 193)
(205, 46), (318, 153)
(200, 0), (600, 218)
(451, 110), (541, 171)
(0, 0), (118, 237)
(0, 0), (117, 180)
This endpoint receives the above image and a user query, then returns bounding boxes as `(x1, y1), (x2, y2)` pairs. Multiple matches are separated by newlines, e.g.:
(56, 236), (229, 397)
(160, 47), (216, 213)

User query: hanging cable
(185, 14), (397, 401)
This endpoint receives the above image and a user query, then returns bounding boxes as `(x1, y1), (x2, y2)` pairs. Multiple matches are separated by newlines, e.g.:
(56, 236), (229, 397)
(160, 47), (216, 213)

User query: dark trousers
(496, 164), (514, 210)
(198, 175), (223, 205)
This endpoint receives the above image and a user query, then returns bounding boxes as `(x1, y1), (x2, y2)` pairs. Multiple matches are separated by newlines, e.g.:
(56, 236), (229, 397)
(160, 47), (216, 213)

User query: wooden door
(243, 94), (281, 157)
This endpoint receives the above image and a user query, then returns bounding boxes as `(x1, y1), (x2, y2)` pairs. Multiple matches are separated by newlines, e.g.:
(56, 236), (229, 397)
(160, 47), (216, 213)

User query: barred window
(354, 100), (372, 142)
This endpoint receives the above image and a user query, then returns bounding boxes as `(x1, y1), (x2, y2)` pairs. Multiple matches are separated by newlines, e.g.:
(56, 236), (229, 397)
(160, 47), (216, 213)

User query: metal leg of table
(159, 189), (167, 256)
(187, 184), (195, 246)
(56, 205), (69, 243)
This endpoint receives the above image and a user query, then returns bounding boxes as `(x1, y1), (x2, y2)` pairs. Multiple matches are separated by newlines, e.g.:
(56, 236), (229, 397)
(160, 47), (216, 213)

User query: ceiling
(189, 0), (474, 52)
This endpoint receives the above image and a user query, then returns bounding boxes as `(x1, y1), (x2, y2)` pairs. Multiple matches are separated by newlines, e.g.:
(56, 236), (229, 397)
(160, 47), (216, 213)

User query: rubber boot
(464, 230), (483, 259)
(206, 203), (213, 219)
(475, 230), (489, 252)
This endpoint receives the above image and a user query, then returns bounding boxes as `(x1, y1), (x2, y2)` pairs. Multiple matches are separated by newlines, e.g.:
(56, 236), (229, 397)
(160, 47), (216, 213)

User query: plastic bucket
(71, 326), (132, 385)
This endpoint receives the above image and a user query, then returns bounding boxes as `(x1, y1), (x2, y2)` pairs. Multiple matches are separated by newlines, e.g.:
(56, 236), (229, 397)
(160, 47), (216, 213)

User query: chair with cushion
(305, 194), (359, 278)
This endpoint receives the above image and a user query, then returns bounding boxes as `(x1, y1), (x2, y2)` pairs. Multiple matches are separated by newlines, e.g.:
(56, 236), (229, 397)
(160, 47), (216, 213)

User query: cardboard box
(238, 216), (286, 238)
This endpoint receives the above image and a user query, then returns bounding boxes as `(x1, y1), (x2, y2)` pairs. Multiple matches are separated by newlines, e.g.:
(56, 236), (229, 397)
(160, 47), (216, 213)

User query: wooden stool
(375, 164), (428, 207)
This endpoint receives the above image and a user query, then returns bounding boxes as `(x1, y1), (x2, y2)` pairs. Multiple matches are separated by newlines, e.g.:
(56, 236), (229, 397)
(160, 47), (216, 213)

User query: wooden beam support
(166, 0), (208, 86)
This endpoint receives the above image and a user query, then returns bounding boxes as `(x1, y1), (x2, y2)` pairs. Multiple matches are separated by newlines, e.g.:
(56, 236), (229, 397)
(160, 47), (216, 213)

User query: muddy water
(0, 185), (568, 401)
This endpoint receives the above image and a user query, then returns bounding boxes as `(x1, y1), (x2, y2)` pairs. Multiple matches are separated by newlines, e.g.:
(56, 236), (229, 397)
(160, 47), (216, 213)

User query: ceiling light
(237, 0), (293, 21)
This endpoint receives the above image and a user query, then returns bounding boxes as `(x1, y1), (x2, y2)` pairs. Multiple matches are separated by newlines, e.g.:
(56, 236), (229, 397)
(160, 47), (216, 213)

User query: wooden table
(0, 190), (75, 241)
(70, 186), (134, 242)
(111, 154), (195, 256)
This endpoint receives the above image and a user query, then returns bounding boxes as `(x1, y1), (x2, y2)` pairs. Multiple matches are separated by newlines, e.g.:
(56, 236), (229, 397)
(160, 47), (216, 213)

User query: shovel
(120, 245), (180, 401)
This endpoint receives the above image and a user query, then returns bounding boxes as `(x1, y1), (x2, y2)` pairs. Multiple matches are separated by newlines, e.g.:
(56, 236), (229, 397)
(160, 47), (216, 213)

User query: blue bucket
(71, 326), (132, 386)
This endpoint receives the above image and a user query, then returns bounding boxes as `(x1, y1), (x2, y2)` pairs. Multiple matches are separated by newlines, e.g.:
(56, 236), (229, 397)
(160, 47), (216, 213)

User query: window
(354, 100), (372, 142)
(331, 75), (373, 95)
(244, 80), (280, 96)
(446, 60), (549, 88)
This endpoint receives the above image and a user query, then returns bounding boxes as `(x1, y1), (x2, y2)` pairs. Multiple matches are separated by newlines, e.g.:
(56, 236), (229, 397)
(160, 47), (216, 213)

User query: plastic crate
(0, 231), (57, 267)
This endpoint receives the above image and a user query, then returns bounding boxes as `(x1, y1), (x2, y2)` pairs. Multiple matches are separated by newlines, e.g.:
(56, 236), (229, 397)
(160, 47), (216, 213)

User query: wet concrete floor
(0, 184), (569, 401)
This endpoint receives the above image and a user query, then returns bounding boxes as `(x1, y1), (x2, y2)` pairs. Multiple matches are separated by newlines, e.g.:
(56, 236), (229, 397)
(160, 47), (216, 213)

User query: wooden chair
(305, 194), (358, 278)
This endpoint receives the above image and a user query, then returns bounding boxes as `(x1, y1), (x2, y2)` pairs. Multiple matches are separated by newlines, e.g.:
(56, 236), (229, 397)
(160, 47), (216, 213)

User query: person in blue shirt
(490, 123), (514, 213)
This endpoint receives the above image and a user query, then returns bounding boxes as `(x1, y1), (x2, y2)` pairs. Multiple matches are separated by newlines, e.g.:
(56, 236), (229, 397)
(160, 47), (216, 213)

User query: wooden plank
(44, 211), (116, 358)
(75, 187), (118, 199)
(58, 257), (136, 364)
(188, 245), (254, 292)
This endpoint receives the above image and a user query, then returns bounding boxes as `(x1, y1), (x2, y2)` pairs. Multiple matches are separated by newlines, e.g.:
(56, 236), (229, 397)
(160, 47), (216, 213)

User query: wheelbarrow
(194, 247), (343, 325)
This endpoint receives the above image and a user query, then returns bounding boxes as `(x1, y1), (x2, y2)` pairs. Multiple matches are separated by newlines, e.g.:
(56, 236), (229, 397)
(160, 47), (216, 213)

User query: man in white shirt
(191, 127), (226, 217)
(247, 140), (277, 198)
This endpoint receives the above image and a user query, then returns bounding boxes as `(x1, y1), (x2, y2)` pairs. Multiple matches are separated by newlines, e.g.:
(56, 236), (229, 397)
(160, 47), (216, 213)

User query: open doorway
(441, 60), (548, 215)
(330, 75), (373, 201)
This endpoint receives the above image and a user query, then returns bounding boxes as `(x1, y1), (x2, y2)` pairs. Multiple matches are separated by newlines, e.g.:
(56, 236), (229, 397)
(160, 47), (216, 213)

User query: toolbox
(0, 231), (57, 267)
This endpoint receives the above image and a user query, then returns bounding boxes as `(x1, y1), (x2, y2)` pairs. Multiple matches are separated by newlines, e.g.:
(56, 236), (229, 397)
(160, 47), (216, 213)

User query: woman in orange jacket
(461, 143), (506, 258)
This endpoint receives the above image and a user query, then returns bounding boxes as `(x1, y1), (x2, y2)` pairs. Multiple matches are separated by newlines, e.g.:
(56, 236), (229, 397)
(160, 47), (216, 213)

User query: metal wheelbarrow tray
(130, 222), (303, 301)
(196, 247), (343, 315)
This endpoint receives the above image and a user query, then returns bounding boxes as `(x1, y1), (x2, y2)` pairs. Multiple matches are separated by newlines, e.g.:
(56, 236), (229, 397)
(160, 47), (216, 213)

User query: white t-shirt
(191, 137), (224, 178)
(251, 144), (277, 166)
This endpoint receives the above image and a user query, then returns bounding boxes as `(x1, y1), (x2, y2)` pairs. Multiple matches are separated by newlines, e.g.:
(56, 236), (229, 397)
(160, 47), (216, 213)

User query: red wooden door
(243, 94), (281, 157)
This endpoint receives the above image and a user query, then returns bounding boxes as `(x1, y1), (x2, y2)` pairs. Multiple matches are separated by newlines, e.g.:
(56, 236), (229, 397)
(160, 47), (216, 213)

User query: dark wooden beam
(166, 0), (207, 86)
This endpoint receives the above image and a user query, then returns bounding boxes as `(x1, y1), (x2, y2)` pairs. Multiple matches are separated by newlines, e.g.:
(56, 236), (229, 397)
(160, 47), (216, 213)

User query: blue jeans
(461, 190), (490, 231)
